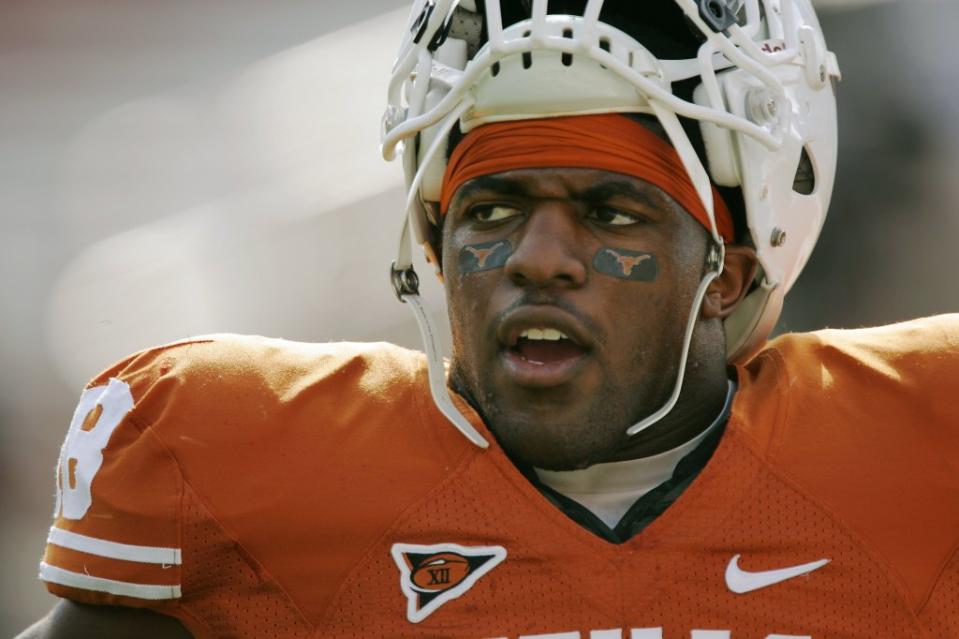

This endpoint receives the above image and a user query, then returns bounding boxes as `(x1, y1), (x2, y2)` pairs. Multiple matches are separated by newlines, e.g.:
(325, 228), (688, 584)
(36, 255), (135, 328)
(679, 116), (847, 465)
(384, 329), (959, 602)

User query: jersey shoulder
(40, 335), (471, 629)
(748, 313), (959, 449)
(771, 312), (959, 389)
(733, 314), (959, 609)
(98, 334), (437, 447)
(736, 313), (959, 446)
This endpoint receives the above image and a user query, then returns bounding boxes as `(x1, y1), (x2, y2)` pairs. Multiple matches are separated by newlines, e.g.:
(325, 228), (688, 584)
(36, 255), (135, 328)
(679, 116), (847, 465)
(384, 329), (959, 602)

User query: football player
(18, 1), (959, 638)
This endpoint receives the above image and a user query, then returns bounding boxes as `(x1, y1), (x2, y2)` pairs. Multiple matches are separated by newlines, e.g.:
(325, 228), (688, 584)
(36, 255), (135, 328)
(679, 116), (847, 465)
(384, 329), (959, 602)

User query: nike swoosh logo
(725, 554), (830, 594)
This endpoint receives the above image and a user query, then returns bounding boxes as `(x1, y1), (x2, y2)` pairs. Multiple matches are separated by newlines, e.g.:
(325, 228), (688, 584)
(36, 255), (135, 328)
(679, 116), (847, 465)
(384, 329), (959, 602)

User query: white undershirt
(534, 380), (736, 529)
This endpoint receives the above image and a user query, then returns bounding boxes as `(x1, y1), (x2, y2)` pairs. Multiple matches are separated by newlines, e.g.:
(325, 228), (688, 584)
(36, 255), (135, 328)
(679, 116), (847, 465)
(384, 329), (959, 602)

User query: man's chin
(450, 369), (630, 468)
(486, 411), (627, 471)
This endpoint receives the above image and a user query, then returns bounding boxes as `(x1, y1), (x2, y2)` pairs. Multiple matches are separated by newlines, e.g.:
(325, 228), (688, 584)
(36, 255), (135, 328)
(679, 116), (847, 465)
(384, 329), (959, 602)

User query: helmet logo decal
(391, 542), (507, 623)
(593, 248), (658, 281)
(459, 240), (512, 273)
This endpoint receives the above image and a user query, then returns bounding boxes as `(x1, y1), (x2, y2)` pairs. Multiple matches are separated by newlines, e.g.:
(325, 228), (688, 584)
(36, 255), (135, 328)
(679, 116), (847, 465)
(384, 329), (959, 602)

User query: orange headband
(440, 114), (734, 243)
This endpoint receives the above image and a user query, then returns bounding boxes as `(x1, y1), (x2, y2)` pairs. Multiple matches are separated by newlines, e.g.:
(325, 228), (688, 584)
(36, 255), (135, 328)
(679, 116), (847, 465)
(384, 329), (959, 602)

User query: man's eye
(470, 204), (522, 223)
(589, 206), (640, 226)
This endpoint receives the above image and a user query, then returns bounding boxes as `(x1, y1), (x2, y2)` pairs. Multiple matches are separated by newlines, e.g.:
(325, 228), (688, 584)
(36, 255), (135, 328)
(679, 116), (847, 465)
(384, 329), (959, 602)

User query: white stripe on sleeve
(39, 562), (181, 600)
(47, 527), (181, 565)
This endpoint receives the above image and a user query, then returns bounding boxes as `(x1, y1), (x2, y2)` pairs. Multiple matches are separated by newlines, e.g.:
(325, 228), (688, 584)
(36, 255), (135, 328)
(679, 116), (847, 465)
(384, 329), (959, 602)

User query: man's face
(441, 167), (713, 470)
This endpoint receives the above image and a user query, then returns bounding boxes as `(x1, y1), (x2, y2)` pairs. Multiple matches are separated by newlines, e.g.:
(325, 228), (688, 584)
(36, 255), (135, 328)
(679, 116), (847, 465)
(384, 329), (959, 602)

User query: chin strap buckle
(706, 241), (725, 274)
(391, 262), (421, 302)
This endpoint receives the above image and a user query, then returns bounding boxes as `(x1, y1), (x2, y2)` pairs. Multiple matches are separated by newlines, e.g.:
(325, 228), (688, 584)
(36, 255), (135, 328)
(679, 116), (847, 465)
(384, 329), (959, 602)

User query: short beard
(448, 357), (672, 471)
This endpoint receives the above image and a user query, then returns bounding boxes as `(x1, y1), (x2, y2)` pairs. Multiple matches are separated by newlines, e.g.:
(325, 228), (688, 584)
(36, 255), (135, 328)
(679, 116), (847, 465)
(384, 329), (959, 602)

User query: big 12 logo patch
(391, 542), (507, 623)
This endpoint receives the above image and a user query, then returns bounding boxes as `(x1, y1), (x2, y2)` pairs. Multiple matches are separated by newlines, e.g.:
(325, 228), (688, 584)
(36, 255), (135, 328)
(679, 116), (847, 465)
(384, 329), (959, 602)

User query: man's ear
(702, 244), (758, 319)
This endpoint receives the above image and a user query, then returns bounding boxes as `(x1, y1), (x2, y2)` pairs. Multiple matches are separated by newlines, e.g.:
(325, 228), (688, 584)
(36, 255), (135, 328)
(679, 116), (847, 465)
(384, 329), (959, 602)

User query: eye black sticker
(593, 247), (658, 281)
(459, 240), (512, 274)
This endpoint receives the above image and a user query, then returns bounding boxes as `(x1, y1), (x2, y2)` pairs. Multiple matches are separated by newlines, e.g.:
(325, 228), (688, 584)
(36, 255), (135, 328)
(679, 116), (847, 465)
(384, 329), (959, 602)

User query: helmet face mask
(382, 0), (840, 447)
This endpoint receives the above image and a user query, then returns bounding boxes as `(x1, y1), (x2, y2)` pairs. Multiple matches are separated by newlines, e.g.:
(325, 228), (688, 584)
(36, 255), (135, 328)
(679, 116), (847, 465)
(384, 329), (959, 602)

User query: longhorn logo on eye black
(459, 240), (512, 274)
(608, 250), (651, 276)
(593, 248), (658, 281)
(466, 244), (501, 268)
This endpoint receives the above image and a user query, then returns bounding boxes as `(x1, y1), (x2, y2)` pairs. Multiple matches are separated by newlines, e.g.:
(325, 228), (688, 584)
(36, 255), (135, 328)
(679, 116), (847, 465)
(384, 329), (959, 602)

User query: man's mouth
(498, 312), (594, 388)
(510, 328), (589, 365)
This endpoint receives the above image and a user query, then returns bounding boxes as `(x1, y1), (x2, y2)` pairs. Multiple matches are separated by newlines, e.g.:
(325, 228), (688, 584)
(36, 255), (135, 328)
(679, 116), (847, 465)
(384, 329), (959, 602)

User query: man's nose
(503, 201), (587, 289)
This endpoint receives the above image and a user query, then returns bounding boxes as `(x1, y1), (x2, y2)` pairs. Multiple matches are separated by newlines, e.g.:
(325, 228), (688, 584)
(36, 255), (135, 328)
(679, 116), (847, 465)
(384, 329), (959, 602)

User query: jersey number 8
(55, 379), (134, 520)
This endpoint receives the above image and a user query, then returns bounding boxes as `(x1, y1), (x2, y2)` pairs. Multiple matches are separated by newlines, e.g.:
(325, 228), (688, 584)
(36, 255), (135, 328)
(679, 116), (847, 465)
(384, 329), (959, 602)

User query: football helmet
(382, 0), (840, 447)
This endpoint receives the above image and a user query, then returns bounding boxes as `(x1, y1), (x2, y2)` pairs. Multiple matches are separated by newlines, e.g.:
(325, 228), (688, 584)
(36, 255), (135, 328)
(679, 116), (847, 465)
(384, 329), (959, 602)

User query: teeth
(520, 328), (567, 341)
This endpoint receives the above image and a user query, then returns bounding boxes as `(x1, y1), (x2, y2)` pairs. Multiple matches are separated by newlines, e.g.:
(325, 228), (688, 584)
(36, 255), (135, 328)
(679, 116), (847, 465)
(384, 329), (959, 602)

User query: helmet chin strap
(391, 100), (491, 449)
(402, 287), (491, 449)
(626, 101), (728, 437)
(626, 241), (724, 437)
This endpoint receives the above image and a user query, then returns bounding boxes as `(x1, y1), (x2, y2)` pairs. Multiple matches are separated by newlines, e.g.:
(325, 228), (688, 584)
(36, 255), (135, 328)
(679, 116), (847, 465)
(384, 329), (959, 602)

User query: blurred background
(1, 0), (957, 632)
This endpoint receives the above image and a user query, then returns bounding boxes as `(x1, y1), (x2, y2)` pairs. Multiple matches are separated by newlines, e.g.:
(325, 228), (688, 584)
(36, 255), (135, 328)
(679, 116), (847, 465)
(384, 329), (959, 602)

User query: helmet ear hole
(561, 28), (574, 66)
(792, 146), (816, 195)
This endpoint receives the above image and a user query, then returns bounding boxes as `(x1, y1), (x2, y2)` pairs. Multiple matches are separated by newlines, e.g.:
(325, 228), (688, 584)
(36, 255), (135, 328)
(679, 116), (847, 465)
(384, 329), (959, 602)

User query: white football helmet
(382, 0), (840, 447)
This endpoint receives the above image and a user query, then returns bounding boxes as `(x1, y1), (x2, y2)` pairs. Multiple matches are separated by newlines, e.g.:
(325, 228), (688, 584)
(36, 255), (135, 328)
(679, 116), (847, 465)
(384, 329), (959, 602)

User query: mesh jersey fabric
(39, 315), (959, 638)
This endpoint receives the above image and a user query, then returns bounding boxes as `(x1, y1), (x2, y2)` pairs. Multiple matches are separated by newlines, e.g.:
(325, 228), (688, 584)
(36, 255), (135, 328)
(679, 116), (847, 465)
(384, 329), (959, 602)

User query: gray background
(2, 0), (957, 633)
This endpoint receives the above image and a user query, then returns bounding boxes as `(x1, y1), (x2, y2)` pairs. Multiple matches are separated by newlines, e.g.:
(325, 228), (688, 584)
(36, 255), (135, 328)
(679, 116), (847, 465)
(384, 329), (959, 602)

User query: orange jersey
(40, 316), (959, 638)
